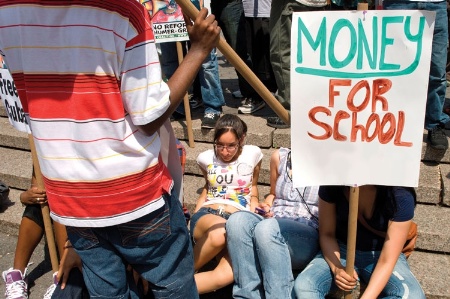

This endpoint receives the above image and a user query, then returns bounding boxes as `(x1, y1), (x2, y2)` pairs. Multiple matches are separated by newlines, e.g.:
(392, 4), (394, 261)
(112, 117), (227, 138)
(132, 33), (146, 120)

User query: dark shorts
(189, 206), (232, 237)
(22, 204), (44, 230)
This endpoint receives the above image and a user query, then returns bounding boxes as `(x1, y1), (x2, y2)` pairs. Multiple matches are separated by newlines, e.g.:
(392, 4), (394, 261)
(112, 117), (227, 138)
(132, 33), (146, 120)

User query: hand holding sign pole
(174, 0), (290, 125)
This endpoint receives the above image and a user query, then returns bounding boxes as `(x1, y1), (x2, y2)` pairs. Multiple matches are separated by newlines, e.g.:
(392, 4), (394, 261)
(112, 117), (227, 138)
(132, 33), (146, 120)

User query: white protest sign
(291, 10), (434, 187)
(141, 0), (211, 43)
(0, 67), (31, 133)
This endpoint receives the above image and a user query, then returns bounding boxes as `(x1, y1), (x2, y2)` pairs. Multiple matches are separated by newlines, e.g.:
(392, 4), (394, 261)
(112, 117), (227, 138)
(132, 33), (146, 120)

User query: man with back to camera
(0, 0), (220, 297)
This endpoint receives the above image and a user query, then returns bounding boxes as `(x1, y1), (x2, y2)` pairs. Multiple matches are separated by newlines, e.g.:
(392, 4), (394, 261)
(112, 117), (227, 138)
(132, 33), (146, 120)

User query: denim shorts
(189, 206), (232, 235)
(66, 193), (198, 299)
(22, 204), (44, 230)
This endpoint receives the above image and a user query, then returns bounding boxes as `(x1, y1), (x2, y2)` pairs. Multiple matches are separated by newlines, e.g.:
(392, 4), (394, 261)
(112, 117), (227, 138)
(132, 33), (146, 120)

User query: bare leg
(195, 251), (234, 294)
(192, 214), (227, 270)
(13, 217), (44, 273)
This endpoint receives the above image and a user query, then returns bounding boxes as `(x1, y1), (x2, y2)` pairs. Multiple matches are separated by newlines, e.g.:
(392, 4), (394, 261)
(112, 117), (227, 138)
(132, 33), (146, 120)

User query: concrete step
(1, 144), (449, 254)
(0, 114), (446, 203)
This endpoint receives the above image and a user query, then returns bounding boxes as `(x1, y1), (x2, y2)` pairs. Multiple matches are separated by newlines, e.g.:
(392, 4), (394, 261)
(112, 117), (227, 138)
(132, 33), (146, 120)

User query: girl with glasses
(189, 114), (263, 294)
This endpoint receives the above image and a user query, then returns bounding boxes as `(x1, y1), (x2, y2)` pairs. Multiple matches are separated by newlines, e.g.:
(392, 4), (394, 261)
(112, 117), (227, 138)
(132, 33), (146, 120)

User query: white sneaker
(42, 272), (58, 299)
(2, 268), (28, 299)
(237, 98), (266, 114)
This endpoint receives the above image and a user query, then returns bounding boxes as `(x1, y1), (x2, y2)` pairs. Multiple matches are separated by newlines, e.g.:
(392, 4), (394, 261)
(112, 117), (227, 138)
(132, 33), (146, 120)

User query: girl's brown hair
(213, 114), (247, 143)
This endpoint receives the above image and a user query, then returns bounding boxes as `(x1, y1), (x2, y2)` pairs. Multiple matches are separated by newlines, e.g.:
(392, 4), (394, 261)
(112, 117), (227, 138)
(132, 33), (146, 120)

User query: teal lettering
(295, 15), (426, 78)
(297, 17), (327, 66)
(380, 16), (403, 70)
(357, 17), (378, 70)
(329, 19), (357, 69)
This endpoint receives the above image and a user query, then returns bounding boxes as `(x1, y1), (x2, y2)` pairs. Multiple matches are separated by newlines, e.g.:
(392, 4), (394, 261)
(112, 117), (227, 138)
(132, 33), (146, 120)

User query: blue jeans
(294, 243), (425, 299)
(226, 211), (319, 299)
(66, 193), (198, 299)
(383, 0), (450, 130)
(159, 42), (224, 115)
(211, 0), (255, 98)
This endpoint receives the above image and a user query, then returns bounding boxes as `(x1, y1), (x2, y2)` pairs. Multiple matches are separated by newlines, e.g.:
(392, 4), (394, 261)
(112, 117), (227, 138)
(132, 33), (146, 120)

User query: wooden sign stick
(344, 3), (369, 299)
(175, 0), (290, 125)
(28, 135), (59, 272)
(176, 41), (195, 148)
(345, 186), (359, 299)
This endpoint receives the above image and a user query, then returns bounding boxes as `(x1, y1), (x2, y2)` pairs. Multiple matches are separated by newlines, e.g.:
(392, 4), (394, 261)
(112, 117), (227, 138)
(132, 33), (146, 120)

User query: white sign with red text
(291, 10), (434, 187)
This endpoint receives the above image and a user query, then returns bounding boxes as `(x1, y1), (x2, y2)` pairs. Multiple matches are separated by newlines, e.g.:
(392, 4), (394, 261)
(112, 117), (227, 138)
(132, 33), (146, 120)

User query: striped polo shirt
(0, 0), (173, 227)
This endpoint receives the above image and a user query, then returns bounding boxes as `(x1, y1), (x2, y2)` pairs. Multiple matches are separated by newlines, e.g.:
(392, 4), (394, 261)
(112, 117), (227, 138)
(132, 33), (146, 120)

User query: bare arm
(139, 8), (220, 136)
(360, 220), (411, 299)
(259, 149), (280, 217)
(319, 198), (358, 292)
(249, 160), (262, 212)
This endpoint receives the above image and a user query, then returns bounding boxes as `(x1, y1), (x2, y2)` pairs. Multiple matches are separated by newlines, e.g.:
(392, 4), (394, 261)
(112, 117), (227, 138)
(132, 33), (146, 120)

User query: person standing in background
(267, 0), (329, 129)
(384, 0), (450, 150)
(237, 0), (278, 116)
(211, 0), (265, 114)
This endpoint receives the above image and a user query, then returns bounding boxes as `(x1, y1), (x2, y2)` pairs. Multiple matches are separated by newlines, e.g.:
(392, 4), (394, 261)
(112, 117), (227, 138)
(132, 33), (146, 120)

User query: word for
(295, 15), (425, 77)
(308, 79), (412, 146)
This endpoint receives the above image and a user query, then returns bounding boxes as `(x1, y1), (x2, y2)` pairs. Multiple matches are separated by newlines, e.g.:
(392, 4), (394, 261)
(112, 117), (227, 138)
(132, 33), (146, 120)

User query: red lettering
(308, 106), (332, 140)
(394, 111), (412, 147)
(329, 79), (351, 107)
(347, 80), (370, 112)
(351, 112), (368, 142)
(371, 79), (391, 112)
(333, 110), (350, 141)
(379, 113), (396, 144)
(365, 113), (381, 142)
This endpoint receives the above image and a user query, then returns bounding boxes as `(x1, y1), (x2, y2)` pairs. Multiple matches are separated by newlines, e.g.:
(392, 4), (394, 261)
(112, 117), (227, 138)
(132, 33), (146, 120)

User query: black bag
(0, 181), (10, 210)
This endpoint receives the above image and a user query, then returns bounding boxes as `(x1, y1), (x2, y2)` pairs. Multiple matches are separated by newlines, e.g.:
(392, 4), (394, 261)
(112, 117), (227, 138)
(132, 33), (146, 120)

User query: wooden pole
(344, 186), (359, 299)
(176, 41), (195, 148)
(28, 135), (59, 272)
(344, 5), (368, 299)
(175, 0), (290, 125)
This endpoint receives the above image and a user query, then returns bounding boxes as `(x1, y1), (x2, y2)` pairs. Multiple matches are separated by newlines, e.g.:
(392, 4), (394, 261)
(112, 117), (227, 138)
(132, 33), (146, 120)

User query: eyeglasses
(214, 143), (239, 151)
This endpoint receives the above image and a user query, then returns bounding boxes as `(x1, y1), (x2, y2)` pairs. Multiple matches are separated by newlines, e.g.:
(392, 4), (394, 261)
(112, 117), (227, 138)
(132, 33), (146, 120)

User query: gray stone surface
(0, 147), (31, 190)
(408, 251), (450, 299)
(272, 127), (291, 149)
(0, 118), (30, 150)
(416, 162), (441, 205)
(440, 163), (450, 206)
(414, 204), (450, 253)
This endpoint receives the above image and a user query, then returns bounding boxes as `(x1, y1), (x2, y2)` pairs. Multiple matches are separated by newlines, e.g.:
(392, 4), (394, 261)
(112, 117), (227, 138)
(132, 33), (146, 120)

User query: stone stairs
(1, 57), (450, 298)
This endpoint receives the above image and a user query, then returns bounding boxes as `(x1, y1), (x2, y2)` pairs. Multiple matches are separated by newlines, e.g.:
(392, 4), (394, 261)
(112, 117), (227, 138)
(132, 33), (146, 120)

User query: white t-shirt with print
(197, 145), (263, 211)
